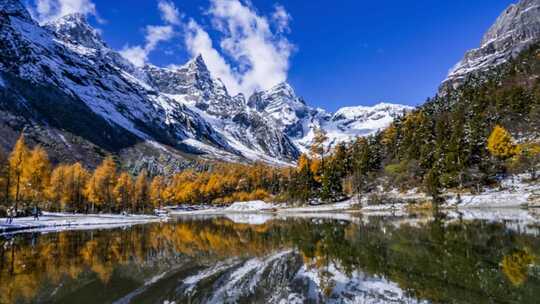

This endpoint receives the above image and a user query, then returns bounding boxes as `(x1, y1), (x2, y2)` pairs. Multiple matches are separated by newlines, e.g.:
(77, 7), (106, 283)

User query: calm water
(1, 211), (540, 304)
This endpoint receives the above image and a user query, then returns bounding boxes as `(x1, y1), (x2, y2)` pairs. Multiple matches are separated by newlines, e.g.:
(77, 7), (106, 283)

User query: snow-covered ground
(444, 175), (540, 208)
(169, 199), (363, 220)
(225, 201), (276, 212)
(168, 201), (276, 216)
(360, 174), (540, 212)
(0, 212), (165, 235)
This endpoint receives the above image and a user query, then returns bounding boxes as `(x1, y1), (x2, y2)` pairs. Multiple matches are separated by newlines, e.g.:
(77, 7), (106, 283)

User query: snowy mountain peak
(445, 0), (540, 86)
(184, 54), (210, 74)
(144, 54), (226, 97)
(332, 102), (412, 122)
(192, 53), (206, 66)
(249, 81), (306, 111)
(291, 102), (412, 152)
(334, 102), (411, 119)
(0, 0), (32, 21)
(266, 81), (296, 98)
(45, 13), (107, 50)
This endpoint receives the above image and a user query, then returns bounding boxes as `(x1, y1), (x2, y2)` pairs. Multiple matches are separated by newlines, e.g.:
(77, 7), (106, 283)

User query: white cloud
(183, 0), (294, 96)
(120, 1), (180, 67)
(146, 25), (175, 49)
(119, 46), (147, 67)
(158, 0), (181, 25)
(120, 25), (174, 67)
(272, 4), (291, 34)
(33, 0), (98, 23)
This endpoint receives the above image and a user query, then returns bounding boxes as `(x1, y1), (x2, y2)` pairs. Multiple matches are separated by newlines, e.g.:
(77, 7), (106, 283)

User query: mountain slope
(356, 0), (540, 193)
(0, 2), (290, 169)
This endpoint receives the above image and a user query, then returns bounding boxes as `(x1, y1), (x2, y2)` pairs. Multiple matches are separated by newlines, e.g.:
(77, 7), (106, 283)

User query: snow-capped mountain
(144, 57), (300, 163)
(248, 82), (320, 139)
(314, 103), (412, 149)
(0, 0), (408, 169)
(444, 0), (540, 89)
(250, 83), (411, 152)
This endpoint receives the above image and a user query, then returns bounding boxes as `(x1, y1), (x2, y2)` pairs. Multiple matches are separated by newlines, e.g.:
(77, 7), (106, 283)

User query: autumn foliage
(0, 135), (294, 215)
(487, 125), (520, 160)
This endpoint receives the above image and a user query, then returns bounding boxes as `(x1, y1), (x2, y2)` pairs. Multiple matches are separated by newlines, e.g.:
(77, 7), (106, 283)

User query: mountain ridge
(443, 0), (540, 91)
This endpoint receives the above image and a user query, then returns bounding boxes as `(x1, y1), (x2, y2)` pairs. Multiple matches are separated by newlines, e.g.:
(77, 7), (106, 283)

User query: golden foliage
(1, 133), (290, 213)
(9, 135), (30, 204)
(487, 125), (519, 159)
(150, 176), (166, 208)
(501, 250), (535, 286)
(22, 146), (51, 204)
(297, 154), (311, 173)
(114, 172), (133, 211)
(85, 157), (117, 210)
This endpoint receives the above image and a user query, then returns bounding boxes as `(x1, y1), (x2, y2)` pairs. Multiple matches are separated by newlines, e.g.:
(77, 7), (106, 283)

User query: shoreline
(2, 183), (539, 235)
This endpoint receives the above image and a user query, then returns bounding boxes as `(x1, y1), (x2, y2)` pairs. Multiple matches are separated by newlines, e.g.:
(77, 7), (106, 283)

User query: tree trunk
(14, 174), (20, 214)
(4, 170), (10, 206)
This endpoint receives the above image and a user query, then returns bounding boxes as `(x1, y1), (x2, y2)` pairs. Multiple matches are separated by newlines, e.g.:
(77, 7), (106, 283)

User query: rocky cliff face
(444, 0), (540, 89)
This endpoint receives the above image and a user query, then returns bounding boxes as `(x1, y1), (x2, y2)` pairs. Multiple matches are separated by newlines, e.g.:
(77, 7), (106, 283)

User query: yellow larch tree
(297, 154), (311, 173)
(65, 163), (89, 212)
(85, 156), (117, 213)
(48, 165), (67, 211)
(113, 172), (133, 212)
(149, 175), (166, 209)
(133, 169), (149, 213)
(84, 173), (99, 213)
(9, 135), (30, 212)
(310, 127), (329, 171)
(74, 163), (90, 210)
(23, 146), (51, 207)
(487, 125), (519, 160)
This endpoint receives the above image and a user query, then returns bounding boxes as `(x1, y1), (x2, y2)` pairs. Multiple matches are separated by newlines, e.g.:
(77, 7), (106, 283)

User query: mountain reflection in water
(1, 211), (540, 303)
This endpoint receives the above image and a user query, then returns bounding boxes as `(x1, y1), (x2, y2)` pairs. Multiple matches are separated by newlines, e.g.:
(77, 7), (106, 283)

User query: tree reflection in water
(0, 215), (539, 303)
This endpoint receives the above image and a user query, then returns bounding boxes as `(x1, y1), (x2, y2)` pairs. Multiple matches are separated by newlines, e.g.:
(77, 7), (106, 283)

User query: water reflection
(0, 213), (539, 303)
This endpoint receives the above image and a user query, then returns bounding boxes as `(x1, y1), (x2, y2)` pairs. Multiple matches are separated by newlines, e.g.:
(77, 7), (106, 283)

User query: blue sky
(28, 0), (515, 111)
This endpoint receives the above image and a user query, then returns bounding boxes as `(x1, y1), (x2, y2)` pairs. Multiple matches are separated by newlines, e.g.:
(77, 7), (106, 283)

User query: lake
(1, 210), (539, 303)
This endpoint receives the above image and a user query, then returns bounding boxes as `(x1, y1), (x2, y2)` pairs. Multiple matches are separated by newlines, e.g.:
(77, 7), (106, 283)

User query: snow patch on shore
(0, 212), (164, 235)
(225, 201), (276, 212)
